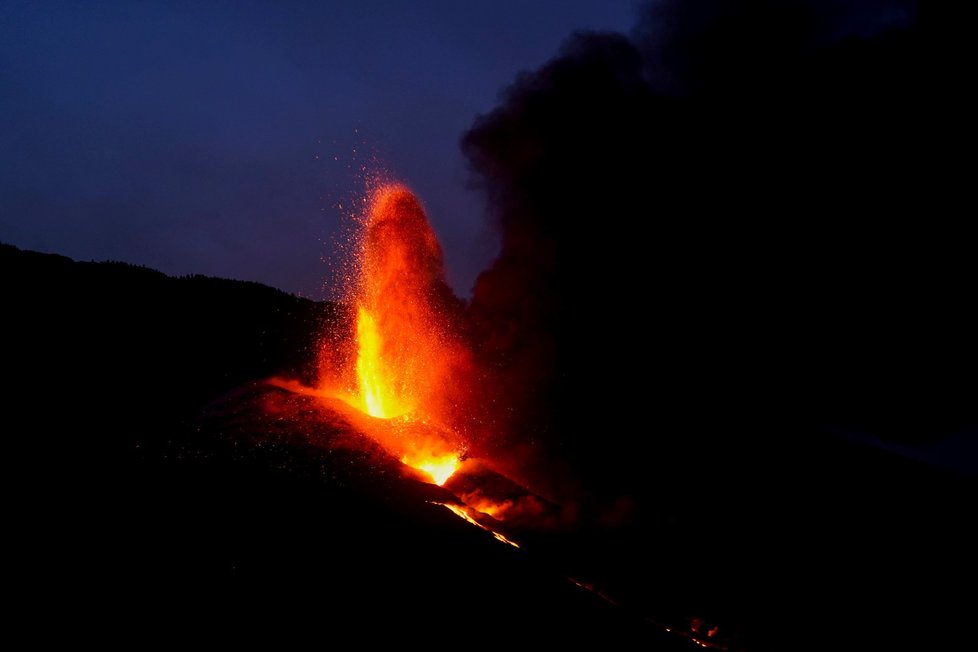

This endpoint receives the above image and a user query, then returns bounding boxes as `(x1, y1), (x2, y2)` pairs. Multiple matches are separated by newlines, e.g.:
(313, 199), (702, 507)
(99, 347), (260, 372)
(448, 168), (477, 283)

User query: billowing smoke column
(462, 0), (970, 497)
(458, 4), (971, 647)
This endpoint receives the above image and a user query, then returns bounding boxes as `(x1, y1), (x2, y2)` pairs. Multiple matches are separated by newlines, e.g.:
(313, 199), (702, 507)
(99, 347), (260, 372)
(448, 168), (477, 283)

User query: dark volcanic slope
(2, 242), (330, 400)
(1, 244), (683, 645)
(4, 243), (975, 650)
(174, 381), (682, 645)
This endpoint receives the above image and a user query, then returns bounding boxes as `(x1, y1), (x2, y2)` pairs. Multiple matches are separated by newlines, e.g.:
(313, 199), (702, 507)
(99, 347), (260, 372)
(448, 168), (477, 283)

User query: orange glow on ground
(321, 183), (468, 485)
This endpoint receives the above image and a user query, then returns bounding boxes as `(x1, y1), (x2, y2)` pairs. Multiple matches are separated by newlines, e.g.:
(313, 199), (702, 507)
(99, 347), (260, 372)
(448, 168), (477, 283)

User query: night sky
(1, 0), (635, 298)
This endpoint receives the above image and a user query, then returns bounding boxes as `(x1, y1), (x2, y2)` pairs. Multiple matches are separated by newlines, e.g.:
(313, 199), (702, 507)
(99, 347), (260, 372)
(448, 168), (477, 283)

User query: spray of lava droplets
(325, 183), (469, 485)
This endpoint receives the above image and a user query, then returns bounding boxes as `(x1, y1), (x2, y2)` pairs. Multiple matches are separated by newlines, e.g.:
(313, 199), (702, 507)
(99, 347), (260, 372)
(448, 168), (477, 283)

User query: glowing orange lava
(435, 503), (520, 548)
(405, 453), (460, 486)
(355, 306), (397, 417)
(323, 183), (467, 485)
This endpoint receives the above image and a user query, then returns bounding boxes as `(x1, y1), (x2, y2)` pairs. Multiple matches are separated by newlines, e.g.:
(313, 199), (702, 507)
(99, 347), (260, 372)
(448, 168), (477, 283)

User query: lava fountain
(323, 183), (470, 485)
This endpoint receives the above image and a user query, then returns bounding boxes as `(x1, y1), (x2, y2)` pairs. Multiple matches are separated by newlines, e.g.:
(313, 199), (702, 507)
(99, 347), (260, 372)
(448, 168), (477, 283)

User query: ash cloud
(462, 0), (973, 495)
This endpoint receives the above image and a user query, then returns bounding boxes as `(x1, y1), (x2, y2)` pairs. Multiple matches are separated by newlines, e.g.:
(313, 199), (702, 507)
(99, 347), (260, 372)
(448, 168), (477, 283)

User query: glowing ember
(322, 182), (468, 486)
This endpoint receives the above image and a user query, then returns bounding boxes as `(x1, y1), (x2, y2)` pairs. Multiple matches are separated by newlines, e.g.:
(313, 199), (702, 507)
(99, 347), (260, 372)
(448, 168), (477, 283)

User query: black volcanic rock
(1, 244), (684, 645)
(177, 381), (677, 642)
(4, 242), (974, 650)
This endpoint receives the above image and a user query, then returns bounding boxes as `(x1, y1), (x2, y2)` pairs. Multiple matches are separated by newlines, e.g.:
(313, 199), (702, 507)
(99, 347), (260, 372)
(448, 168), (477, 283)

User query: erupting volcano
(259, 180), (726, 646)
(322, 183), (471, 486)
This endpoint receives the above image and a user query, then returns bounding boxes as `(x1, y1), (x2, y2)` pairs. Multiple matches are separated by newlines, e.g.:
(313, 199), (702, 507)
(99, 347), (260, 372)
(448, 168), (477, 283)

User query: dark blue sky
(0, 0), (636, 298)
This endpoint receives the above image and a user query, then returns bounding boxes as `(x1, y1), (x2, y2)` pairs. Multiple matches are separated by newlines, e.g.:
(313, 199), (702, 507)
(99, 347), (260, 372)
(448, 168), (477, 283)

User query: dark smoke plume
(462, 0), (973, 495)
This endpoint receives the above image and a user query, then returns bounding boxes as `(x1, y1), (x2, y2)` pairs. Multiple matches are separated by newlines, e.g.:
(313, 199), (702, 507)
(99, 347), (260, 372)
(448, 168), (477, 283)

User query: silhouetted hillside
(4, 240), (340, 476)
(1, 243), (683, 646)
(3, 242), (974, 649)
(3, 241), (331, 395)
(3, 243), (335, 631)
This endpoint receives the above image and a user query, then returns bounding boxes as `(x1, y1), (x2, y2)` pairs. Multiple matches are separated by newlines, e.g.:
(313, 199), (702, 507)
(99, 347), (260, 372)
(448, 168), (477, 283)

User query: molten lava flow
(323, 183), (468, 485)
(435, 503), (520, 548)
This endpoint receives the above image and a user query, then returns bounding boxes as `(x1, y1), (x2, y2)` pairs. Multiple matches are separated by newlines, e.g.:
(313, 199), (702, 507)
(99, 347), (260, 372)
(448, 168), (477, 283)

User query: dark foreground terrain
(3, 243), (974, 649)
(2, 244), (681, 646)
